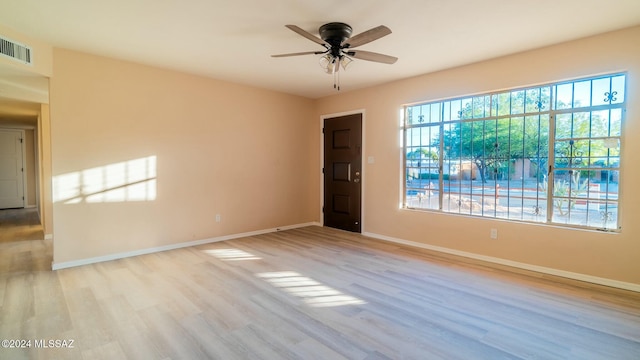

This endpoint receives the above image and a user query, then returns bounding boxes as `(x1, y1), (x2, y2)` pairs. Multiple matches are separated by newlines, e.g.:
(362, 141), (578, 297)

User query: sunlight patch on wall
(53, 156), (157, 204)
(204, 248), (262, 261)
(256, 271), (366, 308)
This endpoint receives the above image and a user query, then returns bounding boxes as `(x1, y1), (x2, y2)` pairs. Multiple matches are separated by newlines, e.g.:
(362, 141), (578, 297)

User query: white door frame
(0, 127), (27, 209)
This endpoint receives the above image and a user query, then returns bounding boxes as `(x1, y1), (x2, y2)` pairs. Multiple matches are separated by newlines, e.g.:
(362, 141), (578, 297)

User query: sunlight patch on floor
(203, 248), (262, 261)
(257, 271), (366, 307)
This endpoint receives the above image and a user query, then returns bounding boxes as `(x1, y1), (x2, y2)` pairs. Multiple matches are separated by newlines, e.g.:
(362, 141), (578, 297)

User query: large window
(404, 74), (625, 231)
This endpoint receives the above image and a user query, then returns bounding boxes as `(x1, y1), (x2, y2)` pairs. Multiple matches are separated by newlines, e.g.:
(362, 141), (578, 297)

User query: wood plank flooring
(1, 225), (639, 359)
(0, 208), (44, 244)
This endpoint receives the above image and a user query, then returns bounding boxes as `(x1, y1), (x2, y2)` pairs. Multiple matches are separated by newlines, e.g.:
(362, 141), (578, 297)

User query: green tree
(407, 147), (438, 163)
(441, 90), (550, 183)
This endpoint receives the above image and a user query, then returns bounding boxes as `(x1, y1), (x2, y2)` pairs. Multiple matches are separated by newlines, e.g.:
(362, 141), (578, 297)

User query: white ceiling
(1, 0), (640, 120)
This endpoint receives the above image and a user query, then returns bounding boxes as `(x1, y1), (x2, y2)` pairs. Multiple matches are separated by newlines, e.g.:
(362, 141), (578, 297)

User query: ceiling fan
(272, 22), (398, 90)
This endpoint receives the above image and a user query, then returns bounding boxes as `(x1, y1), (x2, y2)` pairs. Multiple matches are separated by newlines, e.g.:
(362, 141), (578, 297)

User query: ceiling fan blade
(344, 25), (392, 48)
(271, 51), (323, 58)
(348, 50), (398, 64)
(285, 25), (327, 46)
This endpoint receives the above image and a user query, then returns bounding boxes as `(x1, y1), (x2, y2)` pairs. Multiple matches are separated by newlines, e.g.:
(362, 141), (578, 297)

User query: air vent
(0, 36), (32, 65)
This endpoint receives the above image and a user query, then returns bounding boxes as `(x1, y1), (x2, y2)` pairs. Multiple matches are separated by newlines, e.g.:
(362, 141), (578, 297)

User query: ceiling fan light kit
(319, 53), (352, 72)
(272, 22), (397, 91)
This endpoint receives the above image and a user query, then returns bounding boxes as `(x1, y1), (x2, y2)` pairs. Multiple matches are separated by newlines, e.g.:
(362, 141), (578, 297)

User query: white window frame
(403, 73), (626, 232)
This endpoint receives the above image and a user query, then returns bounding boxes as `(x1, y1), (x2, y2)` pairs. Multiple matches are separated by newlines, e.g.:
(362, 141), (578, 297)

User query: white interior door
(0, 129), (25, 209)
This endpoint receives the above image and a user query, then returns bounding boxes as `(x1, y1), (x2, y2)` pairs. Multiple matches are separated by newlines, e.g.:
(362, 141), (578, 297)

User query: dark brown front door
(323, 114), (362, 233)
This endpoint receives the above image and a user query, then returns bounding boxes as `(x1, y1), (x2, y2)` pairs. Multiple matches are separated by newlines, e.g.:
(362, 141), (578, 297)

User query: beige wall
(0, 24), (52, 77)
(316, 26), (640, 286)
(50, 48), (317, 264)
(24, 128), (36, 206)
(38, 104), (53, 236)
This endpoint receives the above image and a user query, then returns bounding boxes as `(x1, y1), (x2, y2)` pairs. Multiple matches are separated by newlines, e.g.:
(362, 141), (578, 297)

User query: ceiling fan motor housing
(319, 22), (353, 54)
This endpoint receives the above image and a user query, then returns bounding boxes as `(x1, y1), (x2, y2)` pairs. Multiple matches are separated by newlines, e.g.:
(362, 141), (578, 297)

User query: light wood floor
(0, 208), (44, 244)
(1, 225), (639, 359)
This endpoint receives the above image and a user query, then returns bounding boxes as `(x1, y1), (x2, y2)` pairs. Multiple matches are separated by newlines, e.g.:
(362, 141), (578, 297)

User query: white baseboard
(52, 221), (321, 270)
(363, 231), (640, 293)
(44, 234), (53, 240)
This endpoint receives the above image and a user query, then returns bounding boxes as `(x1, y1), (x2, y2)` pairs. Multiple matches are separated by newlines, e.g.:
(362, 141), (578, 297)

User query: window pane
(591, 110), (610, 137)
(408, 185), (439, 210)
(591, 77), (610, 106)
(460, 98), (472, 119)
(489, 94), (498, 116)
(610, 108), (622, 137)
(406, 127), (418, 147)
(573, 80), (591, 108)
(407, 105), (430, 125)
(611, 75), (625, 104)
(572, 112), (590, 138)
(405, 122), (441, 210)
(430, 102), (441, 123)
(403, 73), (623, 231)
(555, 83), (573, 109)
(440, 101), (449, 122)
(550, 170), (583, 225)
(511, 90), (525, 115)
(419, 104), (429, 123)
(550, 170), (618, 229)
(406, 107), (415, 125)
(588, 139), (613, 159)
(540, 87), (551, 111)
(554, 140), (587, 168)
(496, 92), (511, 116)
(524, 115), (549, 175)
(473, 96), (485, 118)
(450, 100), (461, 120)
(555, 113), (572, 139)
(525, 88), (541, 113)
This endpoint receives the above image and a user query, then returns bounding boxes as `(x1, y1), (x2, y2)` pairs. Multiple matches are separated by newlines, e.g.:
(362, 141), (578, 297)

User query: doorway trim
(0, 127), (27, 209)
(320, 109), (366, 232)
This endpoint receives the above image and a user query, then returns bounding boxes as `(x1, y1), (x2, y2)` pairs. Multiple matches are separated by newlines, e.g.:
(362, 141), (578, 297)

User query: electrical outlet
(215, 214), (221, 222)
(490, 228), (498, 239)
